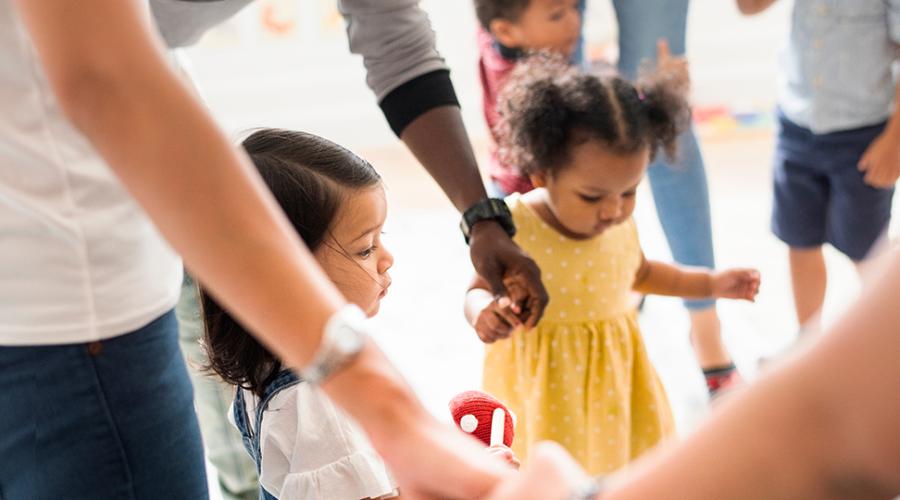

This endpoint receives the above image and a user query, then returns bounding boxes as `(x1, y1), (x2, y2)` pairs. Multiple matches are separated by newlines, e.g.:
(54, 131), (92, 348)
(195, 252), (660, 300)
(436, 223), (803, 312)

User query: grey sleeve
(338, 0), (450, 102)
(150, 0), (255, 48)
(890, 0), (900, 45)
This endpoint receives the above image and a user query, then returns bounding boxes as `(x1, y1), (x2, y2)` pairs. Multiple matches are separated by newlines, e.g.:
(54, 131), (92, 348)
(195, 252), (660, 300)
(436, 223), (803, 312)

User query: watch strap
(460, 198), (516, 244)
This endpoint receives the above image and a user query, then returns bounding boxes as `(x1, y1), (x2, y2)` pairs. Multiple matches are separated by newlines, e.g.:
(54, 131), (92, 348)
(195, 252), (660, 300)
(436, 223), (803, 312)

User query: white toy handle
(489, 408), (505, 447)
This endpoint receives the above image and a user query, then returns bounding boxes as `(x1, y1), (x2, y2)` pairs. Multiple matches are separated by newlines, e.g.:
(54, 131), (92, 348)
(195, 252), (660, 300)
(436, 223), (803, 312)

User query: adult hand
(377, 416), (517, 500)
(711, 268), (761, 301)
(486, 442), (594, 500)
(468, 221), (548, 328)
(858, 128), (900, 189)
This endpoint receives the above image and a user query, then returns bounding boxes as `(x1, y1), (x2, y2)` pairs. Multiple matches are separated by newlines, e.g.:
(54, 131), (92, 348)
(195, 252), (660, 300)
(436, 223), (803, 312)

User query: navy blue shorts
(772, 113), (894, 261)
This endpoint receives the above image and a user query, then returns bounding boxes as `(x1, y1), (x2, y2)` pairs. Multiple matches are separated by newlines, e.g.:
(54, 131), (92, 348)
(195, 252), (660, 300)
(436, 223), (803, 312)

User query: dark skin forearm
(399, 104), (549, 326)
(399, 105), (488, 212)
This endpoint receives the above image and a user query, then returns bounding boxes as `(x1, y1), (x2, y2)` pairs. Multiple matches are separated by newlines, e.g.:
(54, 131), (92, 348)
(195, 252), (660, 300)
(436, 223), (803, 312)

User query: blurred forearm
(608, 251), (900, 499)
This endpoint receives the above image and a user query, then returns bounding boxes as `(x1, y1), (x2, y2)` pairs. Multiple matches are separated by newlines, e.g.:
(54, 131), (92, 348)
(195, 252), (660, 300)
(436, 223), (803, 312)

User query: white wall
(183, 0), (792, 148)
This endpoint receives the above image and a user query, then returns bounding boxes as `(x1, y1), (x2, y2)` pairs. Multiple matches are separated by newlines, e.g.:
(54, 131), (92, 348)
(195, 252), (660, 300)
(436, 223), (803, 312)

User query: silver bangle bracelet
(298, 304), (368, 384)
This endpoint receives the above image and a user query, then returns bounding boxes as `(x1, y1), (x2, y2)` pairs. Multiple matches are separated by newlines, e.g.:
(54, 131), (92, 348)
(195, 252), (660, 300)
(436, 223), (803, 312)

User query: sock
(703, 363), (740, 396)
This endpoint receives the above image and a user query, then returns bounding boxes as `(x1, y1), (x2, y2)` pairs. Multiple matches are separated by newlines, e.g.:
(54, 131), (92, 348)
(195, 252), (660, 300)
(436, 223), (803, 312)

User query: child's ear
(489, 19), (523, 49)
(530, 172), (547, 188)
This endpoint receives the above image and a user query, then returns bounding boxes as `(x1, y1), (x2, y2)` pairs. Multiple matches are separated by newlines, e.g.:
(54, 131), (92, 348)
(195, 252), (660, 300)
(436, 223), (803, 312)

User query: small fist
(711, 268), (761, 301)
(474, 296), (523, 343)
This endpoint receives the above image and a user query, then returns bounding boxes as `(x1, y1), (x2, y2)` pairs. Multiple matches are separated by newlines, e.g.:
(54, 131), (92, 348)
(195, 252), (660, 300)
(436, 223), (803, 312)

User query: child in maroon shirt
(475, 0), (581, 196)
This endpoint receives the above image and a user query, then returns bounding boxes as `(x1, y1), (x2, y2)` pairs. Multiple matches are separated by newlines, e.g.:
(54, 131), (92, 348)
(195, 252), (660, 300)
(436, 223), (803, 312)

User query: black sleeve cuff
(379, 69), (460, 137)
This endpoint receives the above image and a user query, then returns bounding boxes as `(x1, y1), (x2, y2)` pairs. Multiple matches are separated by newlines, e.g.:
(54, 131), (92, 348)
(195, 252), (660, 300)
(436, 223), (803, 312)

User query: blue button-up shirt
(779, 0), (900, 134)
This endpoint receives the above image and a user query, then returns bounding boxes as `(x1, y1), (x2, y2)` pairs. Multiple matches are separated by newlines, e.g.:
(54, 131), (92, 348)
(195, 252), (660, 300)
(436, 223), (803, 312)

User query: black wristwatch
(460, 198), (516, 244)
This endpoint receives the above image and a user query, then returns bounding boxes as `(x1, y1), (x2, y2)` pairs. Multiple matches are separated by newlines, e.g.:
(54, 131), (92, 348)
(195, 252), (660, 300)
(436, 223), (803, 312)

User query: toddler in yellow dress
(464, 54), (761, 475)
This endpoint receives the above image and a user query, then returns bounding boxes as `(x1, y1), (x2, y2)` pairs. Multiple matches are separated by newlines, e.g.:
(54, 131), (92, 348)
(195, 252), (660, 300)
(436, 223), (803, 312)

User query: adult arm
(339, 0), (548, 326)
(337, 0), (483, 213)
(490, 251), (900, 499)
(15, 1), (510, 497)
(605, 250), (900, 499)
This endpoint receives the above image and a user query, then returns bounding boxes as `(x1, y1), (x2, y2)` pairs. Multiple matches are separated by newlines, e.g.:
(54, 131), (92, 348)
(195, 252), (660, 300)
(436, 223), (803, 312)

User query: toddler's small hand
(712, 269), (761, 301)
(487, 444), (521, 470)
(474, 296), (523, 343)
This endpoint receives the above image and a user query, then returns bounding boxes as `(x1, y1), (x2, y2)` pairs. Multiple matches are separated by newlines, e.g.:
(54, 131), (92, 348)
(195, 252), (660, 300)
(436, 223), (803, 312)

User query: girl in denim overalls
(199, 129), (398, 499)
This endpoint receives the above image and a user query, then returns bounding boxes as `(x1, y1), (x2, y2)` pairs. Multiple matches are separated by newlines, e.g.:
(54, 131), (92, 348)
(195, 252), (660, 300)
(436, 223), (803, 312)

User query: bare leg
(789, 246), (827, 333)
(689, 307), (731, 368)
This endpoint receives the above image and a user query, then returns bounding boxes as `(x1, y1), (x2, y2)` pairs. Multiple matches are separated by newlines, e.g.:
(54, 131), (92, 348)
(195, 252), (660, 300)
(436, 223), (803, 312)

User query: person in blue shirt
(738, 0), (900, 334)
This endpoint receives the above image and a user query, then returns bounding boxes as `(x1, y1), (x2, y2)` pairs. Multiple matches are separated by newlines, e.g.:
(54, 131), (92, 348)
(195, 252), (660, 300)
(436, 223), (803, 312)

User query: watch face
(335, 325), (364, 353)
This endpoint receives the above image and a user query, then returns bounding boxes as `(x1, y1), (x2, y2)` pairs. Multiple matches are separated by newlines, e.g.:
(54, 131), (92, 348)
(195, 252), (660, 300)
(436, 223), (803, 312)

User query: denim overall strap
(232, 386), (256, 462)
(232, 370), (301, 500)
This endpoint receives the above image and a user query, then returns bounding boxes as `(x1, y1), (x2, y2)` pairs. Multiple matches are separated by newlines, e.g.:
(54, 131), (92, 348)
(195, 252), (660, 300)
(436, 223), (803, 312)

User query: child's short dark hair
(496, 53), (691, 177)
(200, 129), (381, 397)
(474, 0), (532, 31)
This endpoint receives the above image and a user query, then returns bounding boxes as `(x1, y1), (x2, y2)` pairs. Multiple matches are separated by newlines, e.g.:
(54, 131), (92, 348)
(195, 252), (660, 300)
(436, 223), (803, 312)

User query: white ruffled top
(234, 382), (397, 499)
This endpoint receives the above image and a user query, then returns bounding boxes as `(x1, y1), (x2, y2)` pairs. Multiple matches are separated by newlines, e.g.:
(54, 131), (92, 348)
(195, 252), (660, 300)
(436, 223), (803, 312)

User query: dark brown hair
(474, 0), (532, 30)
(496, 53), (691, 177)
(200, 128), (381, 397)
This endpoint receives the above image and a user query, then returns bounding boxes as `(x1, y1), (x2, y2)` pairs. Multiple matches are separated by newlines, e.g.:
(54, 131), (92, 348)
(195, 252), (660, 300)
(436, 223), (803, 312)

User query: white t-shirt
(234, 383), (398, 500)
(0, 3), (182, 345)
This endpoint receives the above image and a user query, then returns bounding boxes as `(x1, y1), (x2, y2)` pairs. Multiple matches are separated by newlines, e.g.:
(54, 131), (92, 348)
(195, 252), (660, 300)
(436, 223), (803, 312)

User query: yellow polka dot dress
(483, 193), (675, 475)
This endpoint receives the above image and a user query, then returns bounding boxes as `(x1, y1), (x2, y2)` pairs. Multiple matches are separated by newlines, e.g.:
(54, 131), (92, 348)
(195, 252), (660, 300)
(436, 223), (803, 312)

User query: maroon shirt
(478, 29), (535, 195)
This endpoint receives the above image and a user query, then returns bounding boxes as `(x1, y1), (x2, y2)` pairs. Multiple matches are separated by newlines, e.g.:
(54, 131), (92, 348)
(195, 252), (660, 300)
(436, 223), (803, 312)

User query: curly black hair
(199, 128), (381, 398)
(495, 52), (692, 177)
(474, 0), (532, 30)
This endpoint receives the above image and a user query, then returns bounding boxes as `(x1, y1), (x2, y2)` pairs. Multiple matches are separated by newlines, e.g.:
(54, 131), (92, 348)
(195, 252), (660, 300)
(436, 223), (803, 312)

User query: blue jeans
(576, 0), (716, 310)
(0, 311), (209, 500)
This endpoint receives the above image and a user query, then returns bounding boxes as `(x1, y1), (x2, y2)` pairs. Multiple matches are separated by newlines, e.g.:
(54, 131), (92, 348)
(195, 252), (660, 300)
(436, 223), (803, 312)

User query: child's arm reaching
(633, 254), (760, 301)
(735, 0), (778, 15)
(465, 275), (524, 343)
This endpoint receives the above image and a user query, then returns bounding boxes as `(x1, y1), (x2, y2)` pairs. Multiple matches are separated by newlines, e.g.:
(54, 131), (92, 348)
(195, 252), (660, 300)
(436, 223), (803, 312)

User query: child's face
(531, 140), (648, 239)
(314, 185), (393, 317)
(491, 0), (581, 57)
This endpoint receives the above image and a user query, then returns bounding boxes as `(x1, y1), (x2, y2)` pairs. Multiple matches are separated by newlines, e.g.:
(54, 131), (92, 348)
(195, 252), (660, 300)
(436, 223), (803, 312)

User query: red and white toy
(449, 390), (515, 448)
